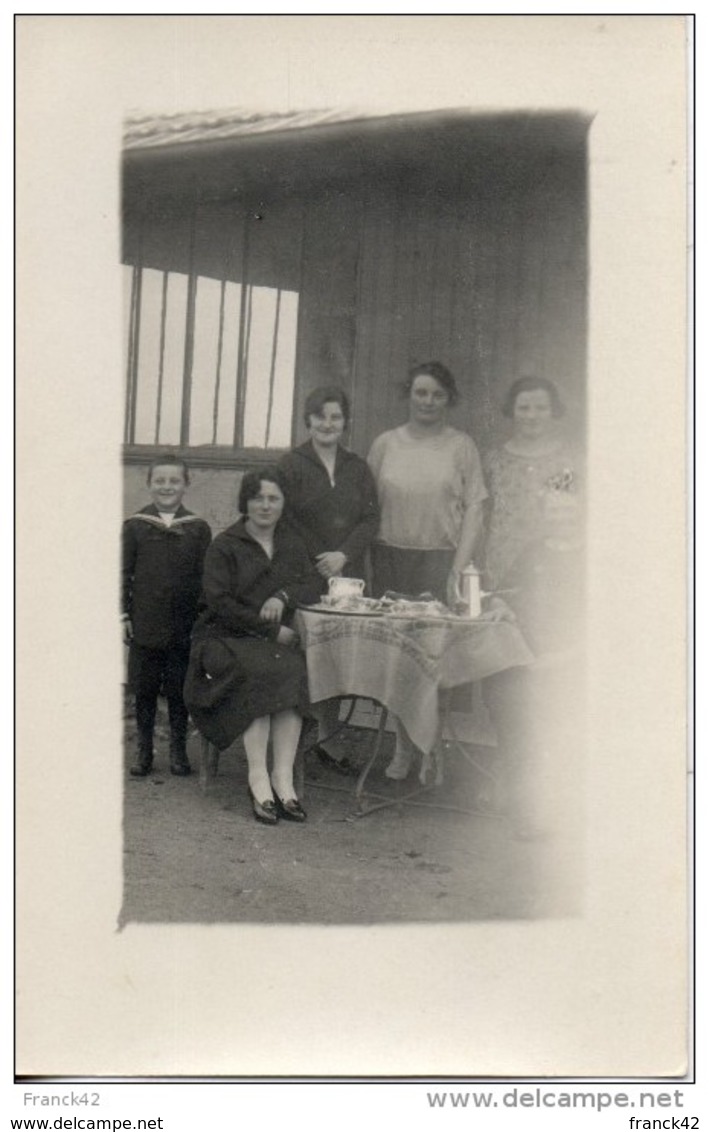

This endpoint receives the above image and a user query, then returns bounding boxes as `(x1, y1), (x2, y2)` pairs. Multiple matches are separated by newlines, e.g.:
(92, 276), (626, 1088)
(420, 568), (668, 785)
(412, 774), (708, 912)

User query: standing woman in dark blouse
(278, 386), (380, 771)
(278, 386), (380, 582)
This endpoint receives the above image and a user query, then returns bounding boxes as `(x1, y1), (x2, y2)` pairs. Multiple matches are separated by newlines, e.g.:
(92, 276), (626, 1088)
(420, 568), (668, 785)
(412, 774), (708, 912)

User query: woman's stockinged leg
(270, 709), (303, 801)
(242, 716), (273, 804)
(385, 716), (417, 780)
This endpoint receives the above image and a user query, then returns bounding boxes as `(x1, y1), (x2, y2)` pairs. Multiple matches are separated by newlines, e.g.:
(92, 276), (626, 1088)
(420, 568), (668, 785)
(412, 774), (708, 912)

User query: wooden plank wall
(346, 148), (587, 458)
(123, 139), (587, 463)
(291, 190), (362, 442)
(122, 197), (302, 289)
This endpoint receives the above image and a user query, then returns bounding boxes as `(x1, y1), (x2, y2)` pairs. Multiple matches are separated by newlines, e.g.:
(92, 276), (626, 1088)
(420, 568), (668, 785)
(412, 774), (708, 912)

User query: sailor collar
(128, 504), (200, 531)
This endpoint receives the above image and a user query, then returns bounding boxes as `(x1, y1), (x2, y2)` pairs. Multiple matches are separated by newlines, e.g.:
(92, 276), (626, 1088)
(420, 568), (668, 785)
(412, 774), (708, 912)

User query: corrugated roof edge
(122, 106), (409, 151)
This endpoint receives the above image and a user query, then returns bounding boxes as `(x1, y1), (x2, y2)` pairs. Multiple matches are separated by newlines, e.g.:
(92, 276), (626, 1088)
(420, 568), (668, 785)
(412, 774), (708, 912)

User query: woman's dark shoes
(170, 761), (192, 777)
(249, 790), (279, 825)
(275, 796), (307, 823)
(313, 745), (357, 777)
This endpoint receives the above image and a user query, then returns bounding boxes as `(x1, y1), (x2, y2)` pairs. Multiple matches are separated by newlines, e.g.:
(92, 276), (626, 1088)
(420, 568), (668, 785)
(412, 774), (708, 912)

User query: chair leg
(294, 747), (305, 800)
(199, 736), (220, 792)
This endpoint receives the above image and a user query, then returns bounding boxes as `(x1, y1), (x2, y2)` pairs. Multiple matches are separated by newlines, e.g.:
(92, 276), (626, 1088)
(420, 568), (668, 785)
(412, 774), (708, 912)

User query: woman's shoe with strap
(249, 789), (279, 825)
(274, 796), (307, 823)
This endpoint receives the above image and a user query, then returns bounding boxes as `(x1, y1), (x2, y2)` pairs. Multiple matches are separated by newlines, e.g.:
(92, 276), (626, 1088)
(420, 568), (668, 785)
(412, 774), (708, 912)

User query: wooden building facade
(122, 108), (588, 530)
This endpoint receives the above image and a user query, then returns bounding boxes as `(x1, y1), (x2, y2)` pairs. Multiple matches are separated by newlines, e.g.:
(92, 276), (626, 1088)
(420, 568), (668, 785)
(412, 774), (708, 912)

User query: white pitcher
(459, 563), (481, 618)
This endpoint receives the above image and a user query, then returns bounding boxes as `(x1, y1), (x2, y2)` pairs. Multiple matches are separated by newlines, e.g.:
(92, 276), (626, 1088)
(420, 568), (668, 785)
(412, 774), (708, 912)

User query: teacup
(328, 576), (366, 599)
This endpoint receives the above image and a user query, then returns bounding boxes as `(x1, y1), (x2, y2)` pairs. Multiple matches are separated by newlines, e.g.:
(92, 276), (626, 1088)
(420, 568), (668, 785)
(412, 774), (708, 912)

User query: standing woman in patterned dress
(483, 377), (582, 592)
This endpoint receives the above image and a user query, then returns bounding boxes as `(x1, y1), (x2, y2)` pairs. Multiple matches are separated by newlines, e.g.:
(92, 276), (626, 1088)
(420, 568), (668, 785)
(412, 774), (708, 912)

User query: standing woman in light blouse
(367, 361), (487, 779)
(367, 362), (486, 607)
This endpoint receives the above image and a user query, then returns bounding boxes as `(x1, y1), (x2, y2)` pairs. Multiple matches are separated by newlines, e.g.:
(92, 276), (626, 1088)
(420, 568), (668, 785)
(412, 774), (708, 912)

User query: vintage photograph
(17, 15), (688, 1078)
(120, 106), (588, 925)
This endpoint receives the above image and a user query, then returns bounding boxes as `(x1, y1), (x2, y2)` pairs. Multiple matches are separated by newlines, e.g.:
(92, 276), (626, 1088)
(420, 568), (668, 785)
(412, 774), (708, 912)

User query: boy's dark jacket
(122, 504), (212, 649)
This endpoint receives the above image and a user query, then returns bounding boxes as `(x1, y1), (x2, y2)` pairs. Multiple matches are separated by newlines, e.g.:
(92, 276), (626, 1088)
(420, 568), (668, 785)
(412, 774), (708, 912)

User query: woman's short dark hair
(502, 377), (565, 419)
(146, 453), (190, 485)
(303, 386), (350, 427)
(403, 361), (460, 406)
(238, 466), (286, 515)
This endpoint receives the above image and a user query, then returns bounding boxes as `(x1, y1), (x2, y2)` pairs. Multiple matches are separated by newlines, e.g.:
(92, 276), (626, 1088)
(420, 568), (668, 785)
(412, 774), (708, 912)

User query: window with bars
(123, 264), (298, 449)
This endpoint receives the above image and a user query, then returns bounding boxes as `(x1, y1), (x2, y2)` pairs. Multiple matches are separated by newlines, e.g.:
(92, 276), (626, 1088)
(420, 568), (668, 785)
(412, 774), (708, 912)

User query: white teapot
(327, 576), (366, 599)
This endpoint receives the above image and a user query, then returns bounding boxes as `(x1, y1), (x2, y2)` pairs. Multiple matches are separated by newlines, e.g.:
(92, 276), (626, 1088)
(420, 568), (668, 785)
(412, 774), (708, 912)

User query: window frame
(122, 443), (292, 472)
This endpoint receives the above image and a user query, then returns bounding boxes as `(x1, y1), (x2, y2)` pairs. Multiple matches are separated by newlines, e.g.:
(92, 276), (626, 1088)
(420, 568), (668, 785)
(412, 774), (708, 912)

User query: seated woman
(279, 385), (379, 774)
(184, 468), (323, 825)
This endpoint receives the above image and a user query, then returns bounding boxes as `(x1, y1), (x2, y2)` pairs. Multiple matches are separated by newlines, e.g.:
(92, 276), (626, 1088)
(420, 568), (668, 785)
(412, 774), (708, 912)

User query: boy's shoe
(130, 754), (153, 777)
(132, 731), (154, 776)
(385, 748), (413, 780)
(169, 740), (192, 776)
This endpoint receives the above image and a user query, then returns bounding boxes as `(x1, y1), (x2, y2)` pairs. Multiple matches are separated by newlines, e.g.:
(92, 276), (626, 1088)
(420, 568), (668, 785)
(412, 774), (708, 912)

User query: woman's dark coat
(184, 520), (323, 750)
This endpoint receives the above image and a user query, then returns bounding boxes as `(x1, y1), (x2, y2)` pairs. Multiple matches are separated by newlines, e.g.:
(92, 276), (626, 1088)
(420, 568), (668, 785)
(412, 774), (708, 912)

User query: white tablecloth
(295, 610), (534, 755)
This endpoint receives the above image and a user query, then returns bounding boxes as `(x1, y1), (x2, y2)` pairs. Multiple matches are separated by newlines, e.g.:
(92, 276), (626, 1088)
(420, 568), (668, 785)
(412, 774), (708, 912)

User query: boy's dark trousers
(130, 640), (192, 772)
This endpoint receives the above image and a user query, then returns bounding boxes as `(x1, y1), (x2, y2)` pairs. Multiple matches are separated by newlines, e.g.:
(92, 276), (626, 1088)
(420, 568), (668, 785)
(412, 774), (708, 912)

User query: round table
(295, 607), (534, 817)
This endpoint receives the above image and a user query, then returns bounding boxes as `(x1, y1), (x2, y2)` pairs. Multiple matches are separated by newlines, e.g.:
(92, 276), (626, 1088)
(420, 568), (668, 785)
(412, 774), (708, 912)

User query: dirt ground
(121, 700), (583, 926)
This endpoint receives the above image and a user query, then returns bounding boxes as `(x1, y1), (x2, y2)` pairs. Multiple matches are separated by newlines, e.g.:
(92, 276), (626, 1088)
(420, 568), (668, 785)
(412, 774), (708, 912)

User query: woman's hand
(259, 596), (286, 623)
(121, 616), (133, 646)
(315, 550), (347, 579)
(276, 625), (297, 647)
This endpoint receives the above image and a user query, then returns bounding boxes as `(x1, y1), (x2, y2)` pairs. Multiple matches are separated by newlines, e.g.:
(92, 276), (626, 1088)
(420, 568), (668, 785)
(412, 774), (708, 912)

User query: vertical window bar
(126, 219), (145, 445)
(124, 264), (139, 444)
(127, 265), (143, 444)
(264, 288), (282, 448)
(154, 270), (169, 444)
(242, 282), (254, 404)
(180, 209), (198, 448)
(211, 279), (227, 446)
(233, 214), (251, 447)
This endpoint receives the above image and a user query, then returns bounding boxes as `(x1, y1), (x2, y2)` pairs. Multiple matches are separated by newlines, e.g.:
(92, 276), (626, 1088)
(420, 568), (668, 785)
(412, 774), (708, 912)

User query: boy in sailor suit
(122, 456), (211, 777)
